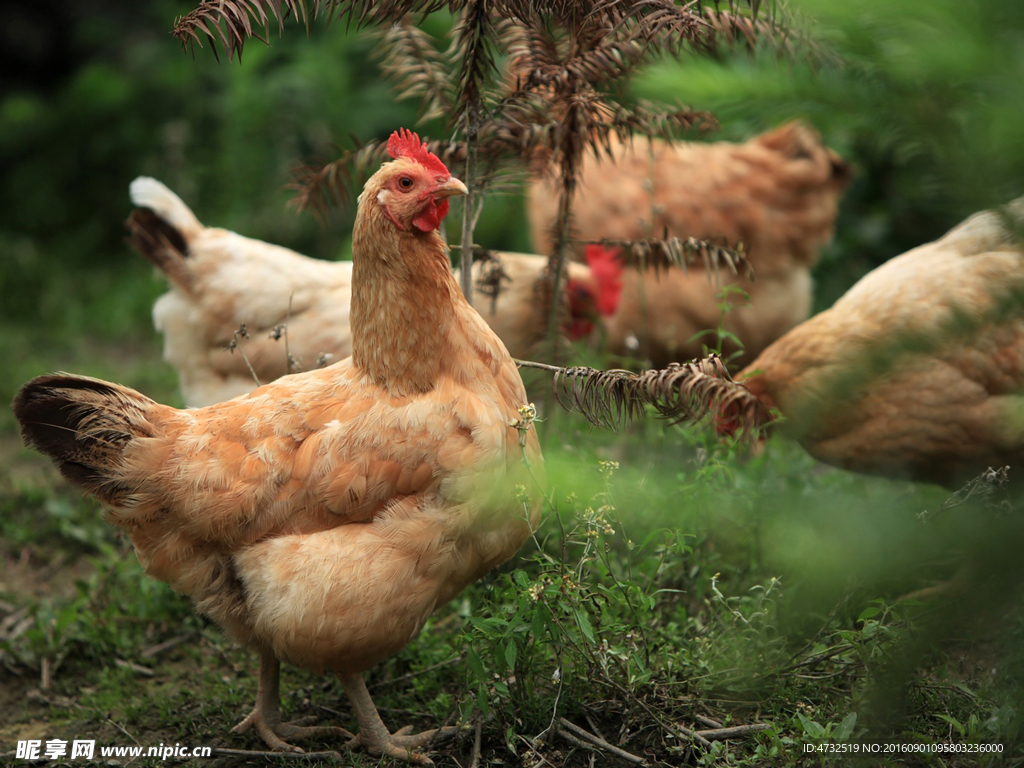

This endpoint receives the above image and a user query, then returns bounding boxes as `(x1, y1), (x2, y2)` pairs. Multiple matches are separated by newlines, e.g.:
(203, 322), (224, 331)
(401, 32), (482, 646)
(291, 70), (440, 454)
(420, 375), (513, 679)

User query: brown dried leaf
(579, 235), (752, 279)
(534, 354), (773, 435)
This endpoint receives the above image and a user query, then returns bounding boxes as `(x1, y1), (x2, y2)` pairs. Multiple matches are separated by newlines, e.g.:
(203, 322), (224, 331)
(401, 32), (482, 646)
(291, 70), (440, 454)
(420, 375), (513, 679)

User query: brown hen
(731, 197), (1024, 487)
(15, 130), (543, 764)
(528, 121), (852, 368)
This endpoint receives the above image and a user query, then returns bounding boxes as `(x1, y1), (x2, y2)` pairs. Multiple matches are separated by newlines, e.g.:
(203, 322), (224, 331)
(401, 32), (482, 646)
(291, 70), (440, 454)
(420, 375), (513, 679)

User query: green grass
(3, 350), (1024, 766)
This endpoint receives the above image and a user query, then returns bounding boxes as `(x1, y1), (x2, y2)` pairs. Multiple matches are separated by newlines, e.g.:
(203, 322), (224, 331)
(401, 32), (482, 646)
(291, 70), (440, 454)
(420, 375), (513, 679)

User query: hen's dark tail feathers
(126, 209), (194, 292)
(126, 176), (203, 292)
(12, 374), (157, 505)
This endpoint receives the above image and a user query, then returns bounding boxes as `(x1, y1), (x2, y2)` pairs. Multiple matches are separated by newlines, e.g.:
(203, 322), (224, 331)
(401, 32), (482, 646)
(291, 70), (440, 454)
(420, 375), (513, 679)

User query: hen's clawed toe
(347, 725), (458, 765)
(232, 708), (354, 753)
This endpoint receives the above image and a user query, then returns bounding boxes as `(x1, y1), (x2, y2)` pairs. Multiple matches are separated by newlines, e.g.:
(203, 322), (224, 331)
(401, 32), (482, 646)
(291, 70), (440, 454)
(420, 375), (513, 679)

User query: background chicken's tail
(13, 374), (159, 505)
(130, 177), (203, 238)
(127, 177), (202, 290)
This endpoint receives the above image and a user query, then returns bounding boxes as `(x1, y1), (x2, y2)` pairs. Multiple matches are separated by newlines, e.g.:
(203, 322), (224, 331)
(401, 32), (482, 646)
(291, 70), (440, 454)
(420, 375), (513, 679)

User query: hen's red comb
(585, 244), (625, 317)
(387, 129), (449, 178)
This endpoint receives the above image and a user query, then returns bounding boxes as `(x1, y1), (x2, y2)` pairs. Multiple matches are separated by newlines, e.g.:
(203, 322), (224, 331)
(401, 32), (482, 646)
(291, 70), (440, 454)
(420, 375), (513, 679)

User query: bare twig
(114, 658), (156, 677)
(0, 606), (31, 640)
(225, 324), (262, 387)
(693, 723), (771, 741)
(694, 714), (724, 729)
(211, 747), (344, 760)
(673, 722), (713, 749)
(468, 719), (483, 768)
(140, 631), (198, 659)
(558, 718), (647, 765)
(26, 689), (80, 709)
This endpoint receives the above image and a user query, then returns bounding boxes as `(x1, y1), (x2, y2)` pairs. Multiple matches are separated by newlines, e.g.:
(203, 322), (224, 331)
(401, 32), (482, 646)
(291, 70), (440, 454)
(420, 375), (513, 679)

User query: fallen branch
(557, 717), (647, 764)
(211, 747), (344, 760)
(114, 658), (155, 677)
(694, 723), (770, 741)
(694, 714), (723, 729)
(140, 631), (198, 659)
(468, 719), (483, 768)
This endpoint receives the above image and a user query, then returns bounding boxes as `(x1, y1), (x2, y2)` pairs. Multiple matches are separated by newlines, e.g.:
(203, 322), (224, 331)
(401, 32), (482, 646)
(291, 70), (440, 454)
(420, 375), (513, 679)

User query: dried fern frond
(373, 17), (455, 121)
(451, 0), (504, 125)
(504, 16), (561, 77)
(516, 38), (651, 92)
(517, 355), (773, 435)
(602, 100), (718, 143)
(173, 0), (450, 59)
(581, 235), (752, 279)
(174, 0), (318, 60)
(288, 140), (389, 218)
(336, 0), (455, 30)
(698, 7), (840, 69)
(583, 0), (709, 55)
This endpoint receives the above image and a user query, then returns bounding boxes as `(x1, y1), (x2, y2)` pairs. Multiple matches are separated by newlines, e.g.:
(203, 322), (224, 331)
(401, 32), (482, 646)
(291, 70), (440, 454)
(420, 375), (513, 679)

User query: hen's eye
(398, 177), (414, 190)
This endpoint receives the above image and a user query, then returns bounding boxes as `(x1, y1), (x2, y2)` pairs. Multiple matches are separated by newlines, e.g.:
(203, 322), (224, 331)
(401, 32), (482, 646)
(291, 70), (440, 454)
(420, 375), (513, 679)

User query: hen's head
(563, 247), (625, 340)
(365, 129), (467, 233)
(584, 244), (625, 317)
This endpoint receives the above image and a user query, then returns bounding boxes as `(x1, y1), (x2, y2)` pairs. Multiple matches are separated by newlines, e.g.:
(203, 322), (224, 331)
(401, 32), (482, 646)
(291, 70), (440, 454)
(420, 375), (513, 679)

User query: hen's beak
(433, 176), (469, 199)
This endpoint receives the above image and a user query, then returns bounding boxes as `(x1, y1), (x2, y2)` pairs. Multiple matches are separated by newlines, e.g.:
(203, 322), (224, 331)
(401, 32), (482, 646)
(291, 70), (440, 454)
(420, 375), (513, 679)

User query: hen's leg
(338, 672), (457, 765)
(233, 652), (353, 752)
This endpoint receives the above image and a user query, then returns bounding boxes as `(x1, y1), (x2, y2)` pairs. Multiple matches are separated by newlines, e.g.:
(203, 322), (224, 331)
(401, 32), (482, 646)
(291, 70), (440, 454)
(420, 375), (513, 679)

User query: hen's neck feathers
(350, 185), (465, 395)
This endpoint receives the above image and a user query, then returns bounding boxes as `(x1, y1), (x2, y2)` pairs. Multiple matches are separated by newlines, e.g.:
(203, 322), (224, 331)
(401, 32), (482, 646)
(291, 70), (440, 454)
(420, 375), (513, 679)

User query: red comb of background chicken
(386, 129), (450, 178)
(585, 244), (625, 317)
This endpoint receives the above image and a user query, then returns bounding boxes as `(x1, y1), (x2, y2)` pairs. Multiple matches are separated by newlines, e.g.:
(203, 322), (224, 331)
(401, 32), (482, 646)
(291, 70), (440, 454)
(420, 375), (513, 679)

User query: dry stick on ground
(140, 631), (198, 658)
(694, 723), (771, 741)
(114, 658), (155, 677)
(468, 719), (483, 768)
(212, 747), (344, 760)
(693, 714), (724, 729)
(40, 657), (51, 691)
(557, 717), (647, 765)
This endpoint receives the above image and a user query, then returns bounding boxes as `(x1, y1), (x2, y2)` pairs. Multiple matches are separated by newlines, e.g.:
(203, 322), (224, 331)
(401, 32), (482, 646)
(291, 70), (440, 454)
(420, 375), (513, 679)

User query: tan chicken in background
(129, 177), (603, 407)
(528, 120), (852, 368)
(15, 130), (543, 764)
(725, 197), (1024, 488)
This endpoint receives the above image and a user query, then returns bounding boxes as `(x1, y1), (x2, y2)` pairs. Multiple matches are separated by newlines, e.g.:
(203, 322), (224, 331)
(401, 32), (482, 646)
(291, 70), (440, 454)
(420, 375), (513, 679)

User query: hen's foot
(346, 724), (458, 765)
(235, 652), (352, 752)
(232, 708), (354, 753)
(338, 672), (459, 765)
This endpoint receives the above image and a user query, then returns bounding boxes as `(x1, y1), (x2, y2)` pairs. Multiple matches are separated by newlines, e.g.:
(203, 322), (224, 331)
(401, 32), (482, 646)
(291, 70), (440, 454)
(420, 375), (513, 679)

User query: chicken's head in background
(366, 129), (468, 233)
(714, 372), (775, 444)
(565, 244), (625, 340)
